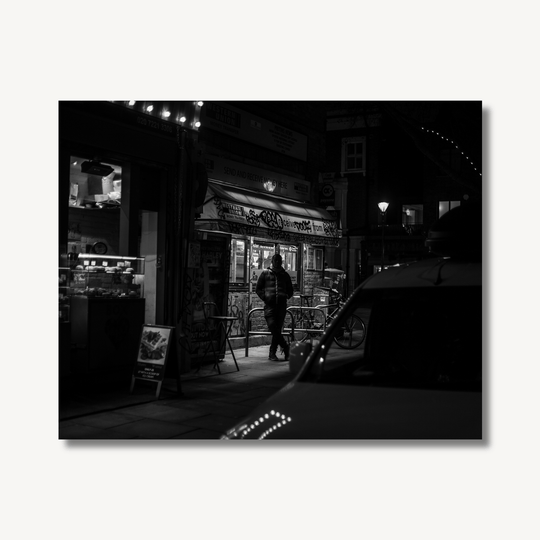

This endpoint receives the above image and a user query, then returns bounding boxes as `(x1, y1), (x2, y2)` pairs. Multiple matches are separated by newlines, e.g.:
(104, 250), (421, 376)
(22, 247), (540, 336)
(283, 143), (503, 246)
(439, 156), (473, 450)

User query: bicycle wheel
(291, 319), (310, 342)
(334, 314), (366, 349)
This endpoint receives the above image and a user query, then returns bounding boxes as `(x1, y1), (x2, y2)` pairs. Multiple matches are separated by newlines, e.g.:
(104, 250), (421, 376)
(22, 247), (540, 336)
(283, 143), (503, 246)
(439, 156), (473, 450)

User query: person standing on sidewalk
(256, 253), (294, 362)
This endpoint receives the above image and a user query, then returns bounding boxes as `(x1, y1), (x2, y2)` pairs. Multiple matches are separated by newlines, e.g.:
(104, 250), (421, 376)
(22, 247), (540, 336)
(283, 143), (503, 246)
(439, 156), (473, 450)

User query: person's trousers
(264, 303), (288, 353)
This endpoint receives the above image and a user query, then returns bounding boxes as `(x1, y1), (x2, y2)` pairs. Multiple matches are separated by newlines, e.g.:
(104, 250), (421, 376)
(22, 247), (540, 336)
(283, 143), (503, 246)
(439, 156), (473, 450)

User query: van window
(306, 286), (482, 391)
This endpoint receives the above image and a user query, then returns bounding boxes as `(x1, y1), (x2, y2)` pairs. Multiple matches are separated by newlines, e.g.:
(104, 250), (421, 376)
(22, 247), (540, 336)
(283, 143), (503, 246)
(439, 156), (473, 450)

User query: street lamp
(378, 202), (389, 271)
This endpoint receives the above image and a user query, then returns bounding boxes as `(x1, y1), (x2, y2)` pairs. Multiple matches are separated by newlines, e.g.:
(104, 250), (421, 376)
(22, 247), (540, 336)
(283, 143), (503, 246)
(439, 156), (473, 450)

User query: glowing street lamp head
(378, 202), (389, 213)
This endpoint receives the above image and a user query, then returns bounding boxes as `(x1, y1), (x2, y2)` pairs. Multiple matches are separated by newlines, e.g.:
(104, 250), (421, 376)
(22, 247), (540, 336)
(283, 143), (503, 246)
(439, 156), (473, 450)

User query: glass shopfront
(196, 179), (340, 337)
(230, 239), (301, 289)
(239, 240), (299, 289)
(230, 238), (247, 283)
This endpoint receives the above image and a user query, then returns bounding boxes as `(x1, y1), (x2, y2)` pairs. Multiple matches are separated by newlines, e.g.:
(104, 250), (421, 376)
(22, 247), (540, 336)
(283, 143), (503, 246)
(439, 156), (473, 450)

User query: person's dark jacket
(256, 266), (294, 306)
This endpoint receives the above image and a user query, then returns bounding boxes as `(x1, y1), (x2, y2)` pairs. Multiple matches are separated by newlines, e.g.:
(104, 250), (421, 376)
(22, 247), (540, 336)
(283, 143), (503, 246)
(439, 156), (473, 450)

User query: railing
(369, 223), (428, 236)
(244, 305), (328, 357)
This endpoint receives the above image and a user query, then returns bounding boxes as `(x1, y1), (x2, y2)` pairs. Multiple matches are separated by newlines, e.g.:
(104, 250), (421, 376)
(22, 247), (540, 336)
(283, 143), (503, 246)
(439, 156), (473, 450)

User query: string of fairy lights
(421, 126), (482, 177)
(112, 100), (204, 129)
(239, 409), (293, 440)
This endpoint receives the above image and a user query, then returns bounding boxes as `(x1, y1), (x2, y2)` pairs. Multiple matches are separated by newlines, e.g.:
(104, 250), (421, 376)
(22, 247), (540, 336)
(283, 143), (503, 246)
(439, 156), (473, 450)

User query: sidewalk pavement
(59, 345), (294, 440)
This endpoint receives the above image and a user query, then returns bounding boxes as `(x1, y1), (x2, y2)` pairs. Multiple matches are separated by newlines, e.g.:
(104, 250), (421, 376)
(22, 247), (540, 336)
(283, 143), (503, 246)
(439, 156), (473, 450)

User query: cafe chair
(202, 302), (240, 374)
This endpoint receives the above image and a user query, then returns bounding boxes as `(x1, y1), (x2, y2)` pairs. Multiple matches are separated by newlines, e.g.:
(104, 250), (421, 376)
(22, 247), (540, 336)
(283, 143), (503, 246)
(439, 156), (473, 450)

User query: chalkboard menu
(130, 324), (174, 398)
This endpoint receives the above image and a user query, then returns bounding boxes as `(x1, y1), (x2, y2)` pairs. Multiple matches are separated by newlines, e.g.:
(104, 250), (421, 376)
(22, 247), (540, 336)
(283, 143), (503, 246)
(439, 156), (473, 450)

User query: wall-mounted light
(263, 179), (277, 192)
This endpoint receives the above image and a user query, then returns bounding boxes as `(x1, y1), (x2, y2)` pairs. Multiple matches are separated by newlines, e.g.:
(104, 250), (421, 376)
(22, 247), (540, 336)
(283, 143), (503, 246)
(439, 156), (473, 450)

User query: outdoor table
(206, 315), (240, 374)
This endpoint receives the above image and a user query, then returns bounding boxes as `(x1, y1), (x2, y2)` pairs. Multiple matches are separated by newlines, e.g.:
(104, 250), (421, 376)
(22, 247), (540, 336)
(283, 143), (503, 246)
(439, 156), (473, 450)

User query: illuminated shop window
(280, 244), (298, 272)
(439, 200), (460, 218)
(249, 241), (277, 284)
(279, 244), (299, 288)
(67, 156), (122, 256)
(402, 204), (424, 226)
(69, 156), (122, 209)
(304, 246), (323, 271)
(229, 239), (246, 283)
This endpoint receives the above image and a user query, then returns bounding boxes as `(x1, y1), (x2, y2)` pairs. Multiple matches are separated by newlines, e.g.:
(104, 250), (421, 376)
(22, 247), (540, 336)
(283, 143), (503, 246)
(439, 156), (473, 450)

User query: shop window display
(229, 239), (246, 283)
(67, 156), (122, 257)
(304, 246), (323, 271)
(69, 156), (122, 210)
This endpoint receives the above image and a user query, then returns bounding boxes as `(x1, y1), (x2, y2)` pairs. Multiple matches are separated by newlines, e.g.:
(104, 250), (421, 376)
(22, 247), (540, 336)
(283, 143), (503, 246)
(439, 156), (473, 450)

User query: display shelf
(68, 254), (145, 298)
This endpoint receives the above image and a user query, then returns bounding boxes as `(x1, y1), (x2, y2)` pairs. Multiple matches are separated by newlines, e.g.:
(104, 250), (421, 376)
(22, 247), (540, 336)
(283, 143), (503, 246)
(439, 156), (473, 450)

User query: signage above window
(201, 102), (308, 161)
(205, 156), (311, 202)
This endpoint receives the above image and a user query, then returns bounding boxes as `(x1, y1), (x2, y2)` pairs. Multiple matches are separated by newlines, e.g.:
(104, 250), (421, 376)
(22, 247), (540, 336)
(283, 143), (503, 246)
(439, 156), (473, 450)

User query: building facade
(322, 101), (482, 290)
(189, 102), (340, 357)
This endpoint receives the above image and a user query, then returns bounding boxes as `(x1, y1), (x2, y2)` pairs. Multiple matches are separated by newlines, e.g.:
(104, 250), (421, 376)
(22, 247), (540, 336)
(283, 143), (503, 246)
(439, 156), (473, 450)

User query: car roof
(361, 257), (481, 289)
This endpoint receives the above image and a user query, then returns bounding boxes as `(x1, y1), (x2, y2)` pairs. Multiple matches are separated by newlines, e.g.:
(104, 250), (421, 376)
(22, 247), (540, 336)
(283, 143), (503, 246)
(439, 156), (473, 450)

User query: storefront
(59, 101), (201, 380)
(195, 163), (340, 339)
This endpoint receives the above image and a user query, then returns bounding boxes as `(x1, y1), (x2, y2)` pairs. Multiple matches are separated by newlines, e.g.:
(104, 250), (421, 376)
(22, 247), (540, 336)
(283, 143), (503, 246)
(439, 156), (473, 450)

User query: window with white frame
(439, 200), (461, 218)
(341, 137), (366, 174)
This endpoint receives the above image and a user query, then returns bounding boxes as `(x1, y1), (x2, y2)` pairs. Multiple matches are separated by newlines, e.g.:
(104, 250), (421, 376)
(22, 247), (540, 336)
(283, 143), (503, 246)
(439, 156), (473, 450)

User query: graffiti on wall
(227, 293), (247, 337)
(212, 196), (339, 246)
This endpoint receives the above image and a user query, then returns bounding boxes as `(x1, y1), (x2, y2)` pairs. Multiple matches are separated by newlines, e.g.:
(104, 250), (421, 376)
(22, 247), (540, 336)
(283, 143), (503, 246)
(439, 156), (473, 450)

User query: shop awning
(196, 182), (341, 246)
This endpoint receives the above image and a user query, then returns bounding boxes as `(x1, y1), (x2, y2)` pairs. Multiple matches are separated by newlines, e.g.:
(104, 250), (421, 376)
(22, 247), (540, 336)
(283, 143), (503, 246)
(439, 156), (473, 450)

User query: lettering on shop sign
(205, 103), (241, 128)
(223, 166), (288, 191)
(136, 115), (174, 134)
(269, 125), (297, 154)
(292, 220), (312, 233)
(260, 210), (283, 230)
(214, 196), (339, 241)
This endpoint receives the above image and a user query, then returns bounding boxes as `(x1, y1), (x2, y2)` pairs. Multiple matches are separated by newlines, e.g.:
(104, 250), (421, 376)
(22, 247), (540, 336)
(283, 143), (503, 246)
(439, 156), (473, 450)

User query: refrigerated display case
(68, 254), (146, 375)
(69, 254), (145, 298)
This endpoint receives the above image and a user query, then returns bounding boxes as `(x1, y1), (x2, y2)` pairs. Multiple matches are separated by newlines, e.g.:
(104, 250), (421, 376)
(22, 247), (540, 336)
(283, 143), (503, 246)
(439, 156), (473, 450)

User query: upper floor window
(402, 204), (423, 225)
(439, 200), (460, 218)
(341, 137), (366, 174)
(440, 148), (462, 172)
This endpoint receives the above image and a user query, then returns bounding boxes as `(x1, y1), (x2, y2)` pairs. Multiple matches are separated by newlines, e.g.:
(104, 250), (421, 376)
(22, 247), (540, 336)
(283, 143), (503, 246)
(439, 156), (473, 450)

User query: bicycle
(287, 287), (366, 349)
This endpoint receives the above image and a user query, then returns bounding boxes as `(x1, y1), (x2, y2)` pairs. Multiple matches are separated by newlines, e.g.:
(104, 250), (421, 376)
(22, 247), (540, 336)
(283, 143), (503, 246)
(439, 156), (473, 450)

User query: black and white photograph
(4, 2), (540, 540)
(58, 100), (483, 440)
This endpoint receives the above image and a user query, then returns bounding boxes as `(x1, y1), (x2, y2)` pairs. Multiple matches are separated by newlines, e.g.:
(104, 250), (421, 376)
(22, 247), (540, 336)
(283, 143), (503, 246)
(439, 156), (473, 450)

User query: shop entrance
(140, 211), (158, 324)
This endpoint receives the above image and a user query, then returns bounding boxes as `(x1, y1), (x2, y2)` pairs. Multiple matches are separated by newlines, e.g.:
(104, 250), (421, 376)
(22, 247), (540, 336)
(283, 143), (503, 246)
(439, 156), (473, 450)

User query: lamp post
(378, 202), (389, 271)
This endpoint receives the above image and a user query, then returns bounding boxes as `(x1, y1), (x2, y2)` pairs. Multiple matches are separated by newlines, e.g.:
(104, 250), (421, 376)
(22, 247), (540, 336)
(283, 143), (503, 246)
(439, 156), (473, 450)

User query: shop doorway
(140, 211), (158, 324)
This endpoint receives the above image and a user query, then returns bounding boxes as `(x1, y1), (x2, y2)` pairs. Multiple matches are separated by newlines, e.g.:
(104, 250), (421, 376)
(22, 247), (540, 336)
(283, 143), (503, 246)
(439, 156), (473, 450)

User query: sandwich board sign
(130, 324), (174, 398)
